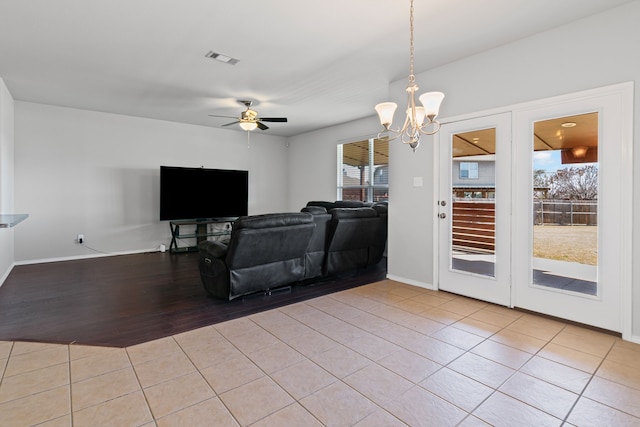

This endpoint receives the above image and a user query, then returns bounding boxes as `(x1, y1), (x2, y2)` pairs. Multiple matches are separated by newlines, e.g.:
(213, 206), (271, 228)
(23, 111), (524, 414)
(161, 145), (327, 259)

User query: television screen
(160, 166), (248, 221)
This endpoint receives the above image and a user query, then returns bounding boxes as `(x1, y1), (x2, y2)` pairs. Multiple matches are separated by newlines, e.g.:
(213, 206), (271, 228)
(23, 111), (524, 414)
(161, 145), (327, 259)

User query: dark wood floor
(0, 252), (386, 348)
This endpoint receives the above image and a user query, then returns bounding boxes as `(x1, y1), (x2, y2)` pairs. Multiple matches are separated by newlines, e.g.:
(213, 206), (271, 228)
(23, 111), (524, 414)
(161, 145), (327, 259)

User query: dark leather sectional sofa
(198, 201), (387, 300)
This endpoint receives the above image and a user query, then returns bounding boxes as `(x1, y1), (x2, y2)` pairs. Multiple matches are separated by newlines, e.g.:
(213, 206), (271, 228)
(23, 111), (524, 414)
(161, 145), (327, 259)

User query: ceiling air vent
(205, 51), (239, 65)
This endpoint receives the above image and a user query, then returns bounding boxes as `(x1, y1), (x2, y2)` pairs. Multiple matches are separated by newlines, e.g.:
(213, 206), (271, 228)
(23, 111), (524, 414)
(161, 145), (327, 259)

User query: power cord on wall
(78, 242), (111, 255)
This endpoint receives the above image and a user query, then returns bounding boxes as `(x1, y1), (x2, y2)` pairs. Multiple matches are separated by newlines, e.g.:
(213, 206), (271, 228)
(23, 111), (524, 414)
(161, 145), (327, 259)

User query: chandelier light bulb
(419, 92), (445, 120)
(407, 106), (426, 127)
(375, 102), (398, 130)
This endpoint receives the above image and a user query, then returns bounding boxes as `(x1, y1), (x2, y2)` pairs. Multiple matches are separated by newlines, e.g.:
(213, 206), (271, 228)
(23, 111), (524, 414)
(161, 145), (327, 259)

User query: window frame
(460, 161), (479, 179)
(337, 137), (388, 203)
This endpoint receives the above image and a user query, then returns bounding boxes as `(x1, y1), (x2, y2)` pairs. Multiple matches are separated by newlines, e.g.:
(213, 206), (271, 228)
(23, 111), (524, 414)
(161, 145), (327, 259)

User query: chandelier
(375, 0), (444, 152)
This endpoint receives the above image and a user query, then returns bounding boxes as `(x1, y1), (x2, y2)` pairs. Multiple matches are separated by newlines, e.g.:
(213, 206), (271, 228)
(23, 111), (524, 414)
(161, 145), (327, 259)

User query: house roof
(0, 1), (632, 137)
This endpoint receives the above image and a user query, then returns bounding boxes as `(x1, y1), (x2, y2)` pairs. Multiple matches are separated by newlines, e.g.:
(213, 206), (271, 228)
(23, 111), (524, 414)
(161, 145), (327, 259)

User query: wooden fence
(452, 200), (495, 254)
(533, 199), (597, 225)
(451, 198), (597, 254)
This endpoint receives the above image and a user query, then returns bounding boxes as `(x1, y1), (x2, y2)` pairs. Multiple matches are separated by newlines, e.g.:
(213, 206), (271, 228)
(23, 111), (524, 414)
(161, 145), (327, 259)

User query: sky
(533, 150), (597, 175)
(533, 150), (562, 173)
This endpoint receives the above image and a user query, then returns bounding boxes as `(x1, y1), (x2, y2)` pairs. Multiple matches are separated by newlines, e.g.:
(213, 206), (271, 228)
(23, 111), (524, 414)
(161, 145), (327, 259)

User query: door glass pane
(451, 128), (496, 277)
(532, 113), (598, 295)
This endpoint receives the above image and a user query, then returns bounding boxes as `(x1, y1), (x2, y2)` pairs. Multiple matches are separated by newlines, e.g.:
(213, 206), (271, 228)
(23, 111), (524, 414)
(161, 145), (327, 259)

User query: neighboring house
(452, 156), (496, 199)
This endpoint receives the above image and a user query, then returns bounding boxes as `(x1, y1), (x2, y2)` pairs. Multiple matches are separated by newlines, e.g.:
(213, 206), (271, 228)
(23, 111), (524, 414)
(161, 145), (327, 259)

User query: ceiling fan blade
(259, 117), (288, 122)
(222, 121), (240, 127)
(208, 114), (239, 119)
(256, 121), (269, 130)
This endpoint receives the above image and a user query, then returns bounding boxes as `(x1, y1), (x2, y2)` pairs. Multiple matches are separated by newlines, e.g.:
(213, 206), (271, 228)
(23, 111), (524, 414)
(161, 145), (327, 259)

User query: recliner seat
(198, 212), (315, 300)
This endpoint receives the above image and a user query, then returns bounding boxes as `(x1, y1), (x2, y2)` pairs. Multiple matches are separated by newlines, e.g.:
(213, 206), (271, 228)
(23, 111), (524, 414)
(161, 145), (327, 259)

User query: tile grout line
(271, 303), (393, 425)
(373, 288), (521, 425)
(0, 341), (13, 389)
(123, 342), (161, 425)
(559, 338), (618, 425)
(265, 298), (429, 425)
(365, 289), (590, 425)
(67, 345), (74, 427)
(174, 318), (315, 426)
(284, 298), (434, 426)
(330, 288), (495, 425)
(445, 307), (530, 426)
(248, 310), (381, 426)
(176, 330), (253, 426)
(456, 320), (570, 424)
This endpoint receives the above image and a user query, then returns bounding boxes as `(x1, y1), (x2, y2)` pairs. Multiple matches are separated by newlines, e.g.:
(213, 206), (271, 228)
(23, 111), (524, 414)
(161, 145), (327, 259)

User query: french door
(511, 87), (631, 332)
(437, 113), (511, 306)
(437, 84), (631, 332)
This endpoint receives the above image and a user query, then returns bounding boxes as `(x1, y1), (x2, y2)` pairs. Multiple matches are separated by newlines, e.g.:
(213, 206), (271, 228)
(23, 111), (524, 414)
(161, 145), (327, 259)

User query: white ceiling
(0, 0), (632, 137)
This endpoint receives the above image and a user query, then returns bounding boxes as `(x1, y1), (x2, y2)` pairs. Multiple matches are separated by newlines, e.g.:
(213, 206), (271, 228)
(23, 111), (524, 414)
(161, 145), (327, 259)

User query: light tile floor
(1, 280), (639, 426)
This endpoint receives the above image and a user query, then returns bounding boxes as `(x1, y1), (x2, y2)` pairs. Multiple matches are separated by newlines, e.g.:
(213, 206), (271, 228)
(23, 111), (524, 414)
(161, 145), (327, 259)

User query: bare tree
(533, 169), (551, 198)
(549, 165), (598, 200)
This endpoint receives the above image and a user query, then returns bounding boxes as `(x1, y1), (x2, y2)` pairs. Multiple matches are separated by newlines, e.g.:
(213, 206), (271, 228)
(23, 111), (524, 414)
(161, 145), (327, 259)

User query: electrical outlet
(77, 234), (84, 244)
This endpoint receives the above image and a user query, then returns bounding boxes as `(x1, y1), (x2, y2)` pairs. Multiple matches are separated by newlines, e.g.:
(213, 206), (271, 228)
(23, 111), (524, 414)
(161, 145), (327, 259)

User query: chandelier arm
(399, 112), (411, 137)
(380, 112), (411, 142)
(379, 122), (402, 136)
(378, 130), (400, 142)
(417, 120), (442, 136)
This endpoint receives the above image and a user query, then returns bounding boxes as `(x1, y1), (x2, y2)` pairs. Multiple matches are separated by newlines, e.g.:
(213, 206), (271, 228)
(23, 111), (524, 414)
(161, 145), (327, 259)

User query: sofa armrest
(198, 240), (228, 259)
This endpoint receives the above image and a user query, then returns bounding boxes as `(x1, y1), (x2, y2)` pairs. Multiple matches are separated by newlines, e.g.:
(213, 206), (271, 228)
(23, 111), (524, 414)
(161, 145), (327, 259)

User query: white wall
(0, 79), (15, 283)
(288, 1), (640, 336)
(287, 116), (382, 211)
(14, 102), (290, 262)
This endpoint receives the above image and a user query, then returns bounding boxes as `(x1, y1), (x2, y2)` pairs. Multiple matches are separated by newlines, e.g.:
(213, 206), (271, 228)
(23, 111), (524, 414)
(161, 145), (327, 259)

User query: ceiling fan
(209, 100), (288, 131)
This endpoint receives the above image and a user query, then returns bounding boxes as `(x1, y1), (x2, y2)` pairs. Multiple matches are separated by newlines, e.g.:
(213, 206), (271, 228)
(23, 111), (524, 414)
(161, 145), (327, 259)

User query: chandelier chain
(409, 0), (415, 82)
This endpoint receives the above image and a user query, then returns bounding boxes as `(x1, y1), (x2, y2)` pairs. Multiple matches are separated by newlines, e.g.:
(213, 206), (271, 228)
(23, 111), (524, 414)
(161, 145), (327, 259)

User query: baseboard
(13, 248), (160, 266)
(0, 262), (15, 289)
(627, 334), (640, 345)
(386, 274), (436, 291)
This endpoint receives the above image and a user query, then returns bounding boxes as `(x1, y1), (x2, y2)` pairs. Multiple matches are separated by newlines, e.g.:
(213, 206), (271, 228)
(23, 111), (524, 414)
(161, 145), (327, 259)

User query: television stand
(169, 218), (235, 254)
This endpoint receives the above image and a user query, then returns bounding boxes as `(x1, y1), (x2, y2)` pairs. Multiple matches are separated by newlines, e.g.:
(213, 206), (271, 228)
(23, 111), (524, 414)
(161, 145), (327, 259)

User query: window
(337, 137), (388, 202)
(460, 162), (479, 179)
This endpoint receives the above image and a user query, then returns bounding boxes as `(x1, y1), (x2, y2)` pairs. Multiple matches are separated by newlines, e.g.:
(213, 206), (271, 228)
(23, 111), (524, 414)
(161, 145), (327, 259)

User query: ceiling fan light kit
(375, 0), (445, 152)
(209, 100), (288, 132)
(239, 121), (258, 131)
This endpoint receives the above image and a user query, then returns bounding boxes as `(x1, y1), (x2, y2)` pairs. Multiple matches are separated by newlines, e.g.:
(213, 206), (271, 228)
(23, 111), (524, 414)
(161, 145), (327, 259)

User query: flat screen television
(160, 166), (248, 221)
